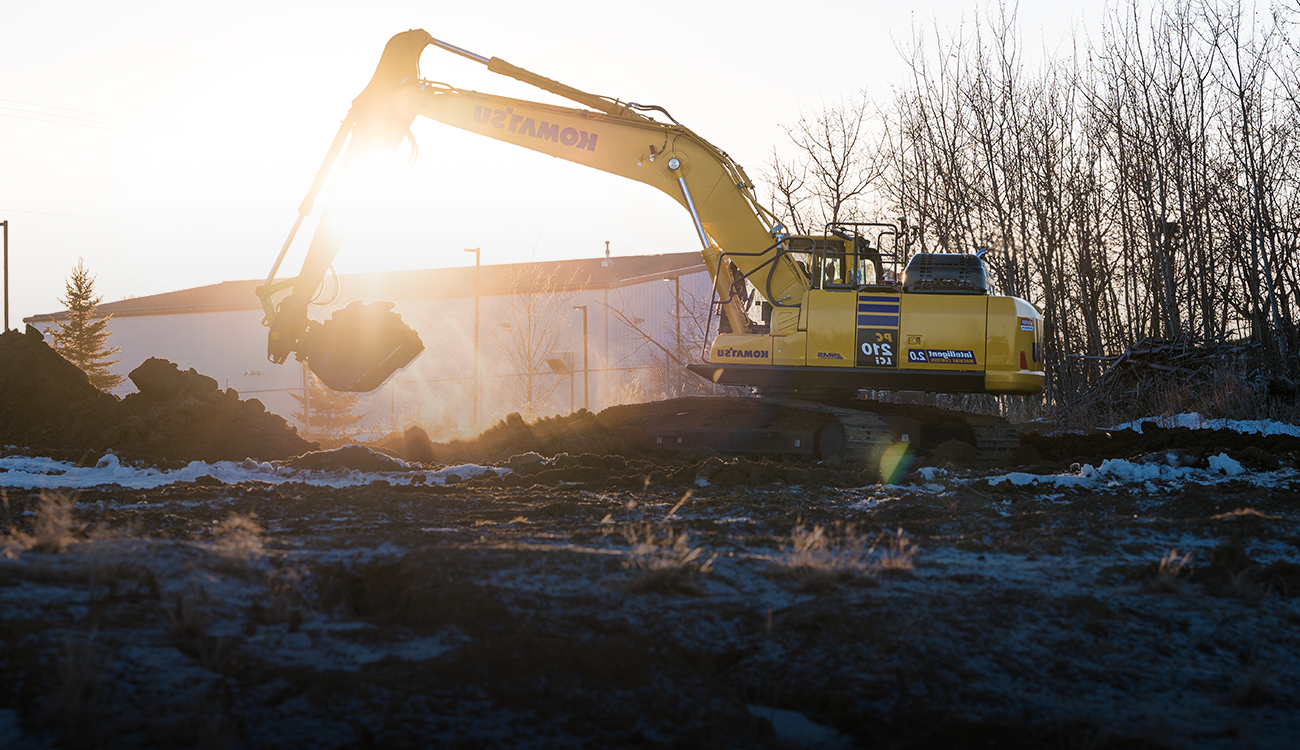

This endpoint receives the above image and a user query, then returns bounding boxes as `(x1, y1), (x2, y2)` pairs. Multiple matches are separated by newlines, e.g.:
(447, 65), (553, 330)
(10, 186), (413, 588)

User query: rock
(507, 452), (546, 474)
(402, 425), (436, 463)
(1239, 446), (1280, 470)
(694, 456), (728, 486)
(931, 439), (980, 469)
(287, 445), (407, 473)
(129, 357), (218, 399)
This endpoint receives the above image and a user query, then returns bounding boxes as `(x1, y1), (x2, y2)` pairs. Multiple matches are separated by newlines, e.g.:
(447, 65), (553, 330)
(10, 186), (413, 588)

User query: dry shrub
(250, 568), (306, 631)
(1232, 670), (1276, 706)
(42, 630), (115, 743)
(1227, 568), (1272, 606)
(1145, 549), (1193, 593)
(620, 522), (717, 594)
(1056, 357), (1287, 428)
(167, 588), (211, 639)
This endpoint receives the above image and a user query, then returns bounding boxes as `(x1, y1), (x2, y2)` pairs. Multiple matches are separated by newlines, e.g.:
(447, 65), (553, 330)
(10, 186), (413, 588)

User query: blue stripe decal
(858, 303), (899, 313)
(858, 314), (899, 327)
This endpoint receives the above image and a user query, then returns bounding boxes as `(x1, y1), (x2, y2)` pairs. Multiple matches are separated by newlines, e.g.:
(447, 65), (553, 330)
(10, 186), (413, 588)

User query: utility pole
(2, 220), (8, 331)
(301, 361), (311, 433)
(465, 247), (481, 429)
(572, 305), (588, 410)
(663, 275), (681, 396)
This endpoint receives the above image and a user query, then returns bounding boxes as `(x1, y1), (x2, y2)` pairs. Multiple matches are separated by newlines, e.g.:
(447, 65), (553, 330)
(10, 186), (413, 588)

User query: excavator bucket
(300, 300), (424, 392)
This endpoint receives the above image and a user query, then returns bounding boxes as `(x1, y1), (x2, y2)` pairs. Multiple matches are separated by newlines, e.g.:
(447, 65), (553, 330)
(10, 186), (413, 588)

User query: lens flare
(879, 442), (915, 485)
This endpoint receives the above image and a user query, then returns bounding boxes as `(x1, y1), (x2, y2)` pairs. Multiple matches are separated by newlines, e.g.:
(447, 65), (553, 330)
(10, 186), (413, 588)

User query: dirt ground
(2, 430), (1299, 749)
(4, 329), (1300, 747)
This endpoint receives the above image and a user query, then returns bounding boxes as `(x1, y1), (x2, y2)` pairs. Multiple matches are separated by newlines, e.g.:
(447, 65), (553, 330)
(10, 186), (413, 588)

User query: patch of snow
(747, 705), (854, 749)
(1110, 412), (1300, 436)
(988, 455), (1293, 491)
(0, 453), (491, 491)
(1208, 453), (1245, 476)
(432, 464), (508, 484)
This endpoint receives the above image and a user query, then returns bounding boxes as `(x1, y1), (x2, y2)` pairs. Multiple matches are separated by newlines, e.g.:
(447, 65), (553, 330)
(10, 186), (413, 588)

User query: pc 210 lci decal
(855, 328), (897, 368)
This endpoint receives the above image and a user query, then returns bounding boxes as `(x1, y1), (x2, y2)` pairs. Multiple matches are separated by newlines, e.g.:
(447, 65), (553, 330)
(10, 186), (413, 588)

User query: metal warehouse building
(25, 251), (715, 437)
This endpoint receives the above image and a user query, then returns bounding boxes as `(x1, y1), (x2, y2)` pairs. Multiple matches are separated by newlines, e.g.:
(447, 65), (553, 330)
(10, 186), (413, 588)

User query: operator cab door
(803, 236), (899, 368)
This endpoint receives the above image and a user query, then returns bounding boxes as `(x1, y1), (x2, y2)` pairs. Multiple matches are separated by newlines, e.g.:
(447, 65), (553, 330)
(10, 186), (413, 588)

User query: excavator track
(967, 416), (1022, 463)
(835, 399), (1021, 464)
(597, 395), (1018, 467)
(596, 396), (892, 463)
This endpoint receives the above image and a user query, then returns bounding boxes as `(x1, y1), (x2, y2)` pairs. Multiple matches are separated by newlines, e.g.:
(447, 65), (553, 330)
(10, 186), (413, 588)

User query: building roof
(26, 251), (708, 322)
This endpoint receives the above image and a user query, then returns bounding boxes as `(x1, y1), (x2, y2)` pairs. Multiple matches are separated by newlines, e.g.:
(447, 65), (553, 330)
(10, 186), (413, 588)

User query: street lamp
(2, 220), (8, 332)
(572, 304), (588, 410)
(465, 247), (481, 429)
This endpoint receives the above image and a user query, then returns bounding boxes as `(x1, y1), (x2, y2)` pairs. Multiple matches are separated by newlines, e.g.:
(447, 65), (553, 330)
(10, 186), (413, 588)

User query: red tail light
(1020, 351), (1028, 370)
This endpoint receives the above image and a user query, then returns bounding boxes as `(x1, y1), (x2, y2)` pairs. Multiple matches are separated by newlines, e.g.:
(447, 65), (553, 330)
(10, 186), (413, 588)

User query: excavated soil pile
(371, 413), (876, 489)
(107, 358), (317, 462)
(385, 409), (628, 465)
(1022, 421), (1300, 468)
(0, 330), (315, 462)
(0, 328), (118, 449)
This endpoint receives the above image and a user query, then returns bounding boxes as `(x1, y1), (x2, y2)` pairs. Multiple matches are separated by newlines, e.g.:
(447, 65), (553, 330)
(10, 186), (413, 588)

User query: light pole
(663, 275), (681, 396)
(572, 305), (588, 410)
(465, 247), (481, 429)
(2, 220), (8, 332)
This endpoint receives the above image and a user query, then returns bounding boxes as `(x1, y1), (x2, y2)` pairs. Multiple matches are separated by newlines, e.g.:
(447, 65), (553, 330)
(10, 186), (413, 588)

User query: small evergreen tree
(46, 258), (123, 390)
(289, 369), (365, 438)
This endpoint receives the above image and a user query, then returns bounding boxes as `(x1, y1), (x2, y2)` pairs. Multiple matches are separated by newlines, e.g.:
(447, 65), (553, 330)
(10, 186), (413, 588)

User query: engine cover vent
(902, 253), (988, 295)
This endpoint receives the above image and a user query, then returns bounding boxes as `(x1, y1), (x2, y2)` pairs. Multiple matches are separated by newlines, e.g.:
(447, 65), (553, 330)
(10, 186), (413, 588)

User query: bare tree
(491, 265), (580, 420)
(765, 92), (885, 233)
(603, 280), (717, 400)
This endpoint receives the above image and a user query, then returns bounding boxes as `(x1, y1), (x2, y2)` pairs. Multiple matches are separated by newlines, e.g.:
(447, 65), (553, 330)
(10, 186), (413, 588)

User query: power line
(0, 207), (200, 226)
(0, 109), (220, 142)
(0, 97), (222, 131)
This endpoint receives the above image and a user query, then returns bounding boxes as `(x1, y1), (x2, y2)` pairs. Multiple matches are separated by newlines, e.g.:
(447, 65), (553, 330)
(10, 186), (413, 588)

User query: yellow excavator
(257, 30), (1044, 465)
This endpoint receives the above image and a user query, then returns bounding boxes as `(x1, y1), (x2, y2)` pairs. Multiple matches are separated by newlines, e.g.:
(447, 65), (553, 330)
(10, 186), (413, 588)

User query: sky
(0, 0), (1107, 326)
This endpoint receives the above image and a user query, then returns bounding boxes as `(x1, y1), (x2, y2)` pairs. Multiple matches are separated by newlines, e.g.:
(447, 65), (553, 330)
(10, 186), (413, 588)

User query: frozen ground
(2, 418), (1299, 749)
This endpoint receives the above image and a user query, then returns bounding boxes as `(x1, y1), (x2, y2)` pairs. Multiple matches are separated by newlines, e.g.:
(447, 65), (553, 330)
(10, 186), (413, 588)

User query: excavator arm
(258, 30), (810, 389)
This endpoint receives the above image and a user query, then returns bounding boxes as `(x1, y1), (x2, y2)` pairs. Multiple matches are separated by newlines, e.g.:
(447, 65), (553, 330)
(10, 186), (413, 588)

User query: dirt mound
(0, 331), (315, 462)
(377, 410), (627, 465)
(105, 358), (317, 462)
(0, 328), (118, 447)
(1022, 421), (1300, 466)
(287, 445), (407, 473)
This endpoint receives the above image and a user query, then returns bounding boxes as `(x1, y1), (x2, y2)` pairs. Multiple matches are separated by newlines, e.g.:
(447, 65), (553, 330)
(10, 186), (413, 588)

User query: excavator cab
(808, 223), (903, 291)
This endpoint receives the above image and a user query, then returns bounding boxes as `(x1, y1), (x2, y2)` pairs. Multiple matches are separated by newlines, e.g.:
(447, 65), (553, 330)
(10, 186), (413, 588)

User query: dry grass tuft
(3, 492), (81, 555)
(250, 568), (306, 631)
(877, 528), (918, 572)
(43, 630), (115, 743)
(210, 513), (265, 566)
(1145, 549), (1193, 593)
(167, 588), (211, 639)
(770, 522), (917, 590)
(619, 522), (717, 594)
